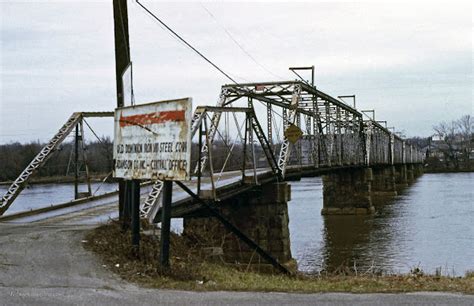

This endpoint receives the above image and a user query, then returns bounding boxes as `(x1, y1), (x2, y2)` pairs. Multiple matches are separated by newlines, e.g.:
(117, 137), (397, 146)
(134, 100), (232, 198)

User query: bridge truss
(0, 81), (425, 220)
(143, 81), (425, 219)
(0, 112), (114, 216)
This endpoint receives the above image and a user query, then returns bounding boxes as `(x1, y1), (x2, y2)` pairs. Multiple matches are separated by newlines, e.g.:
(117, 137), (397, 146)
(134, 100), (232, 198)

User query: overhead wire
(199, 3), (285, 81)
(135, 0), (239, 84)
(134, 0), (299, 157)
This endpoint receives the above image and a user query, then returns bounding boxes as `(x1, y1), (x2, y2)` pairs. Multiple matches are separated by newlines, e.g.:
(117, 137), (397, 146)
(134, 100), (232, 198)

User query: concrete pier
(321, 168), (375, 215)
(183, 182), (294, 270)
(371, 166), (397, 196)
(413, 164), (424, 177)
(394, 164), (409, 189)
(406, 164), (415, 182)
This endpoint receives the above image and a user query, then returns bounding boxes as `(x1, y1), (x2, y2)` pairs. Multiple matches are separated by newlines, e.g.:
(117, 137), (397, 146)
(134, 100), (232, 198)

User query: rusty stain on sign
(284, 124), (303, 144)
(113, 98), (192, 181)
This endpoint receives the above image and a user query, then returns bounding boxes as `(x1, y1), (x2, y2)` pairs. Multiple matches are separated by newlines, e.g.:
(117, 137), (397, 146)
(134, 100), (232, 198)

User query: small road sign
(284, 124), (303, 144)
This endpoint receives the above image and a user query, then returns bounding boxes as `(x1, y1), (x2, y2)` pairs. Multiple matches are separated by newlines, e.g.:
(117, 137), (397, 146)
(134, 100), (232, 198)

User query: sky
(0, 0), (472, 144)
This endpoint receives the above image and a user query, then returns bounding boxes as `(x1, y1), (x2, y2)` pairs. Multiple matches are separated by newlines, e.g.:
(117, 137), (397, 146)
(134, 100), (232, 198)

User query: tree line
(428, 114), (473, 170)
(0, 137), (113, 182)
(0, 138), (249, 182)
(2, 115), (471, 182)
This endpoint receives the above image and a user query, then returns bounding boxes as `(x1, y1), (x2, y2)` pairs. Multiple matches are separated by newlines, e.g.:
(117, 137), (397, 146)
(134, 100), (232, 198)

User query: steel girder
(0, 112), (113, 216)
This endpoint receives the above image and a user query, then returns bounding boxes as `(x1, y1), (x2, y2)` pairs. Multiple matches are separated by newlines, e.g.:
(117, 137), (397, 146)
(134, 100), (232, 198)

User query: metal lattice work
(0, 111), (113, 216)
(249, 112), (281, 179)
(1, 81), (426, 220)
(146, 81), (425, 224)
(140, 180), (163, 219)
(196, 80), (426, 179)
(220, 81), (368, 177)
(276, 84), (301, 177)
(194, 88), (229, 174)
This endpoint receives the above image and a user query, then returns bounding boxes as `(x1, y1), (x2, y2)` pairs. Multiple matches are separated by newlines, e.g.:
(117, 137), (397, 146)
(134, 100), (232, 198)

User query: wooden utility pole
(112, 0), (131, 225)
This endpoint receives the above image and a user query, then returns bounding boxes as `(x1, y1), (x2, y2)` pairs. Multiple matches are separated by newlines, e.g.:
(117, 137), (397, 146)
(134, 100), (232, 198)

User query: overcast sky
(0, 0), (472, 144)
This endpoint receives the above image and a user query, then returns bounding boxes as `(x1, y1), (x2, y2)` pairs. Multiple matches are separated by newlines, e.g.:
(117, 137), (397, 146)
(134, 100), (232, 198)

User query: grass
(84, 221), (474, 294)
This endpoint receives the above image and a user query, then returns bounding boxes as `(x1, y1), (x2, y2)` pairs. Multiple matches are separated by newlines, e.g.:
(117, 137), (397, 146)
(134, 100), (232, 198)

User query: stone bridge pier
(182, 164), (424, 266)
(413, 164), (424, 178)
(321, 168), (375, 215)
(183, 182), (295, 271)
(321, 164), (424, 215)
(371, 166), (397, 197)
(394, 165), (409, 189)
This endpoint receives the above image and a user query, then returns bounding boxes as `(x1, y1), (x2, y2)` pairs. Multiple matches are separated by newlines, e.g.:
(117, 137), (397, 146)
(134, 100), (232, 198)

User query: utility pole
(113, 0), (131, 226)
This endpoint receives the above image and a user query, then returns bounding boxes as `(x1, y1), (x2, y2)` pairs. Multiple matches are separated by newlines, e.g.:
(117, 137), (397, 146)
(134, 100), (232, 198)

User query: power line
(199, 4), (285, 81)
(135, 0), (238, 84)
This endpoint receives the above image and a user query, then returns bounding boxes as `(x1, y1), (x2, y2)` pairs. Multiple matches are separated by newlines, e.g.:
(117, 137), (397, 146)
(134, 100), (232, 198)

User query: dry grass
(84, 221), (474, 294)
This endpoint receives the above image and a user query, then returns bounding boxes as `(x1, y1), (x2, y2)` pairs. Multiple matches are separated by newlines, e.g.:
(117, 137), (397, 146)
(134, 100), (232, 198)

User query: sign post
(113, 98), (192, 264)
(160, 180), (172, 267)
(130, 179), (140, 252)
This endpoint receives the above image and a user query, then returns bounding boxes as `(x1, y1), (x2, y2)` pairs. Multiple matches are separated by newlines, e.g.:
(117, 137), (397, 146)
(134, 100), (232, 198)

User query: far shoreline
(1, 170), (472, 186)
(0, 174), (115, 186)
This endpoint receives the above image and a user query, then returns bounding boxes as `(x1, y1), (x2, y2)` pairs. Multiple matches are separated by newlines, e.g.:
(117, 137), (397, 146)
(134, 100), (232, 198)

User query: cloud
(0, 1), (472, 143)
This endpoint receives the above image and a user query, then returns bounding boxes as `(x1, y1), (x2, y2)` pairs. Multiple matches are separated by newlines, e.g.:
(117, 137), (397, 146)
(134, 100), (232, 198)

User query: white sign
(113, 98), (192, 181)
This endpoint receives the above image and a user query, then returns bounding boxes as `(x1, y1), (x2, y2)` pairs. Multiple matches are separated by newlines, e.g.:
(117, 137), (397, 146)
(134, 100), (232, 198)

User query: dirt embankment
(85, 221), (474, 294)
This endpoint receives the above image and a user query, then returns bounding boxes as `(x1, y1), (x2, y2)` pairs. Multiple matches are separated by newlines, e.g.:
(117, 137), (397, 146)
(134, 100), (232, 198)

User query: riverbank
(0, 174), (113, 185)
(84, 222), (474, 294)
(424, 168), (474, 174)
(424, 157), (474, 173)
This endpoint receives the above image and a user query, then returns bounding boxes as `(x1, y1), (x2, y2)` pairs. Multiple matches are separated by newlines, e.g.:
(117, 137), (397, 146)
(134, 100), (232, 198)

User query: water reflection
(321, 215), (375, 272)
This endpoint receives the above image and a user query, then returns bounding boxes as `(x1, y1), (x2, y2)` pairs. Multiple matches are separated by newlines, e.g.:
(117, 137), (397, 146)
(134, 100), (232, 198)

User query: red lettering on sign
(119, 110), (185, 128)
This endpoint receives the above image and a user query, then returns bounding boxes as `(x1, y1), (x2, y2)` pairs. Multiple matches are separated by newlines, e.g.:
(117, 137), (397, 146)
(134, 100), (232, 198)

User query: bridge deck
(0, 169), (267, 225)
(0, 163), (398, 225)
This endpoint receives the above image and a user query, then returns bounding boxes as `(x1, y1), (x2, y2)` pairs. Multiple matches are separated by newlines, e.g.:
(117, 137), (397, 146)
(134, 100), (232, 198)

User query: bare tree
(456, 115), (472, 162)
(433, 121), (459, 168)
(432, 114), (473, 170)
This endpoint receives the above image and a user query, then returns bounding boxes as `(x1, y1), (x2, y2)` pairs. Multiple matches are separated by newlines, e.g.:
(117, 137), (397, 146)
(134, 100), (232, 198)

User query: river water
(1, 173), (472, 275)
(289, 173), (473, 275)
(0, 182), (118, 215)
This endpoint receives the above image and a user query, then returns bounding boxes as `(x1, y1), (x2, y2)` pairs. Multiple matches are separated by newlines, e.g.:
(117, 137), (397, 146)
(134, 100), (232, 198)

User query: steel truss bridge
(0, 81), (424, 221)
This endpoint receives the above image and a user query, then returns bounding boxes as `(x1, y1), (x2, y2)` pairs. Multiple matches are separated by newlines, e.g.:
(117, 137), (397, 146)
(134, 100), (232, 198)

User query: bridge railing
(364, 120), (391, 165)
(393, 136), (404, 164)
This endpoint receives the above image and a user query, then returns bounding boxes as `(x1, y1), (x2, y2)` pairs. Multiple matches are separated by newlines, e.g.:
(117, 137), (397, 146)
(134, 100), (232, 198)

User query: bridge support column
(394, 165), (408, 189)
(406, 164), (415, 182)
(183, 182), (294, 272)
(321, 168), (375, 215)
(371, 166), (397, 196)
(413, 164), (424, 177)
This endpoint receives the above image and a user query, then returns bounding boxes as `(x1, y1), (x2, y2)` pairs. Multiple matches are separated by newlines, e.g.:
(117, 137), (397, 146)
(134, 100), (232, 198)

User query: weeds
(84, 221), (474, 293)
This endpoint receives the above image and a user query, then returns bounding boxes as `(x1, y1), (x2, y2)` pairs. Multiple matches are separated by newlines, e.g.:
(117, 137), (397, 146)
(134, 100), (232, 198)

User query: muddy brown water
(289, 173), (473, 275)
